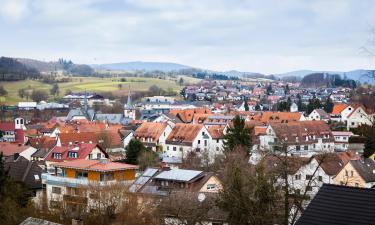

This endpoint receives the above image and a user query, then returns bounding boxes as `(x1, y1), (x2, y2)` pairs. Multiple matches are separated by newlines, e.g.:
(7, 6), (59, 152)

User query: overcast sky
(0, 0), (374, 74)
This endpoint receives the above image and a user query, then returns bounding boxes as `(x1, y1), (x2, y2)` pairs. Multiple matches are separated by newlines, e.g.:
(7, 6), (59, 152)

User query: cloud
(0, 0), (374, 73)
(0, 0), (30, 22)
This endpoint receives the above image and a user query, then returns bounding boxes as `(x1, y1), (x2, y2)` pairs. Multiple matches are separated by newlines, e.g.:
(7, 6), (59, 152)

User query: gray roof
(5, 156), (43, 189)
(65, 108), (95, 121)
(20, 217), (62, 225)
(314, 109), (330, 119)
(351, 159), (375, 183)
(94, 113), (125, 124)
(129, 168), (158, 193)
(154, 169), (203, 182)
(162, 156), (182, 164)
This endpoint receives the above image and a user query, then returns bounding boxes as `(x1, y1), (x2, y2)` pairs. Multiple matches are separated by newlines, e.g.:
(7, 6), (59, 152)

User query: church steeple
(124, 85), (135, 120)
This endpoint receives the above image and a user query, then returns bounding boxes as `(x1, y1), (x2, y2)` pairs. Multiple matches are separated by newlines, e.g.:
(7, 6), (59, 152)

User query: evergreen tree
(358, 123), (375, 158)
(266, 84), (273, 95)
(244, 100), (249, 111)
(307, 96), (322, 114)
(223, 115), (253, 154)
(125, 139), (146, 164)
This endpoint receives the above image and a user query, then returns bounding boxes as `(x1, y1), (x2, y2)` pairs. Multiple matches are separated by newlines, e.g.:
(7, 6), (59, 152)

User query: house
(129, 168), (222, 195)
(307, 109), (330, 121)
(28, 136), (57, 161)
(45, 143), (108, 170)
(5, 156), (43, 198)
(207, 125), (225, 157)
(18, 102), (37, 110)
(144, 96), (175, 104)
(332, 131), (353, 151)
(0, 142), (37, 161)
(334, 158), (375, 188)
(57, 132), (98, 146)
(169, 108), (213, 123)
(118, 129), (134, 148)
(346, 105), (373, 130)
(296, 184), (375, 225)
(260, 112), (306, 124)
(165, 124), (213, 160)
(42, 159), (137, 212)
(259, 121), (334, 156)
(134, 122), (172, 152)
(0, 118), (27, 143)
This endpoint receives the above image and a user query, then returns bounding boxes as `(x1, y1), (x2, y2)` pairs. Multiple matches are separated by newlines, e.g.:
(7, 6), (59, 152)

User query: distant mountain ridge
(91, 61), (192, 72)
(277, 69), (375, 84)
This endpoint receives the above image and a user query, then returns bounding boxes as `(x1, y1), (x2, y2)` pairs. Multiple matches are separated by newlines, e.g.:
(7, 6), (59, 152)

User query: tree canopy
(223, 115), (253, 154)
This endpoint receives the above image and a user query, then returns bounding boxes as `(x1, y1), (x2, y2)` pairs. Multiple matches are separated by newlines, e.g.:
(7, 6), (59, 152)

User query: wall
(334, 162), (366, 188)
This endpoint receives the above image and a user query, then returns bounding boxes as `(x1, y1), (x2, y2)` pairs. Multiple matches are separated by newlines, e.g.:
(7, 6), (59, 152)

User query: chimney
(71, 219), (83, 225)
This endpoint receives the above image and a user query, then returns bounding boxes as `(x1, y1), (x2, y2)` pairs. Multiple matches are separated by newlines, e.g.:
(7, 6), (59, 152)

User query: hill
(0, 57), (40, 81)
(277, 69), (375, 84)
(300, 73), (357, 88)
(92, 61), (192, 72)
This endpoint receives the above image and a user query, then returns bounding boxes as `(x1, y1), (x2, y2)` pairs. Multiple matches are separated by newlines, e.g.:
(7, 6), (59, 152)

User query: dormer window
(53, 153), (62, 159)
(68, 151), (78, 158)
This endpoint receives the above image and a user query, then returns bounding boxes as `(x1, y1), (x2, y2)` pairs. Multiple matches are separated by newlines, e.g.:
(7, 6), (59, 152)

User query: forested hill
(300, 73), (357, 88)
(0, 57), (94, 81)
(0, 57), (40, 81)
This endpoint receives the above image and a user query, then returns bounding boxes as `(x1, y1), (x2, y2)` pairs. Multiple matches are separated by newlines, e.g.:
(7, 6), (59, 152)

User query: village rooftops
(166, 123), (204, 145)
(52, 159), (138, 172)
(0, 142), (30, 157)
(134, 122), (168, 141)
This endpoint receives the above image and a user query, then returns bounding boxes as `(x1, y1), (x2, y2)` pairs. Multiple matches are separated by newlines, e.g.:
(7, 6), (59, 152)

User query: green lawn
(0, 76), (194, 105)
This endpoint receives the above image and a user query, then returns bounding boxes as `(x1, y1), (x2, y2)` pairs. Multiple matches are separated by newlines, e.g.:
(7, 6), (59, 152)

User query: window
(50, 200), (60, 209)
(355, 183), (359, 187)
(167, 146), (169, 150)
(198, 140), (201, 144)
(173, 147), (176, 151)
(202, 132), (205, 136)
(295, 189), (301, 195)
(216, 147), (219, 151)
(97, 153), (101, 159)
(207, 184), (216, 190)
(204, 140), (207, 146)
(76, 171), (88, 179)
(53, 153), (62, 159)
(306, 175), (313, 180)
(216, 139), (219, 143)
(345, 170), (348, 176)
(304, 145), (308, 150)
(318, 176), (322, 181)
(295, 174), (301, 180)
(351, 171), (354, 177)
(296, 145), (300, 151)
(179, 147), (183, 152)
(88, 154), (92, 159)
(306, 186), (312, 191)
(52, 186), (61, 194)
(68, 151), (78, 158)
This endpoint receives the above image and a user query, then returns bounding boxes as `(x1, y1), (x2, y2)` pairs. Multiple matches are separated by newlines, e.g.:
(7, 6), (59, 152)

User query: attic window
(34, 175), (40, 180)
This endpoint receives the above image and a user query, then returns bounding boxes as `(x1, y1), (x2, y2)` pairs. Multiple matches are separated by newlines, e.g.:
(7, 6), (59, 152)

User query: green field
(0, 76), (197, 105)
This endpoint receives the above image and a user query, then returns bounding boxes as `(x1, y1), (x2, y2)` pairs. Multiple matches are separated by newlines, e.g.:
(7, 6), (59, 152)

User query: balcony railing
(41, 173), (129, 187)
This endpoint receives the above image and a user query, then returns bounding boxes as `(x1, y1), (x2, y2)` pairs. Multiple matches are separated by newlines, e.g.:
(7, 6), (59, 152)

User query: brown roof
(53, 159), (138, 172)
(166, 123), (204, 145)
(261, 112), (303, 123)
(170, 108), (213, 123)
(134, 122), (168, 143)
(207, 125), (225, 139)
(269, 120), (333, 145)
(314, 153), (351, 176)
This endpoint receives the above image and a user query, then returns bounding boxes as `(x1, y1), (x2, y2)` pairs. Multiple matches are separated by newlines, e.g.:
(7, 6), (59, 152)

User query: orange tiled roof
(207, 125), (225, 139)
(0, 143), (29, 156)
(166, 123), (203, 144)
(134, 122), (168, 142)
(261, 112), (303, 123)
(170, 108), (213, 123)
(331, 103), (348, 115)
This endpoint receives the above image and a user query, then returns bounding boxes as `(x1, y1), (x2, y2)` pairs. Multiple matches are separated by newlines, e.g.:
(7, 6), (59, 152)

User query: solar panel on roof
(143, 168), (158, 177)
(155, 169), (203, 182)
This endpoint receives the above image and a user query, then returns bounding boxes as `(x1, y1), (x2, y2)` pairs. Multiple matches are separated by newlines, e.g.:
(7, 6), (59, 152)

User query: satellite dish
(198, 193), (206, 202)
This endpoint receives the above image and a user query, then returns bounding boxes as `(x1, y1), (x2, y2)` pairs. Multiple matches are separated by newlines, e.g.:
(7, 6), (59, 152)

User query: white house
(259, 121), (335, 156)
(134, 122), (172, 152)
(165, 123), (217, 160)
(290, 103), (298, 112)
(332, 131), (353, 152)
(346, 106), (373, 130)
(307, 109), (330, 121)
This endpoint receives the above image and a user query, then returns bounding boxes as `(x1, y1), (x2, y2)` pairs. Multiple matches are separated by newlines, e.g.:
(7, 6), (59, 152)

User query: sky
(0, 0), (375, 74)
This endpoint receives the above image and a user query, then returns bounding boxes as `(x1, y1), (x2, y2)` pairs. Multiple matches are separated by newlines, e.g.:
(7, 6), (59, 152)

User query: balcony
(63, 195), (88, 205)
(41, 173), (130, 188)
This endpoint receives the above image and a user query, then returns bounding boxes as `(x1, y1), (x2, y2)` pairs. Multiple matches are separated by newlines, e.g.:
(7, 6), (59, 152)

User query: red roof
(52, 159), (137, 172)
(0, 142), (29, 156)
(0, 122), (15, 131)
(45, 143), (107, 162)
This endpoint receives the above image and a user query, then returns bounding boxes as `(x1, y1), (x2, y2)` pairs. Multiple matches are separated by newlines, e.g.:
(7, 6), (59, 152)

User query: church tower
(124, 87), (136, 120)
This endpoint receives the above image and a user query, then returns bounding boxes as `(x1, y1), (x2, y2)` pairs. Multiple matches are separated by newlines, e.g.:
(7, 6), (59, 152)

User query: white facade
(164, 126), (220, 161)
(332, 131), (353, 151)
(290, 103), (298, 112)
(346, 107), (373, 130)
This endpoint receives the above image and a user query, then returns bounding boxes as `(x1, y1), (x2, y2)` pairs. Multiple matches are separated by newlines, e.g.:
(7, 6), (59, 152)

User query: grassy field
(0, 76), (198, 105)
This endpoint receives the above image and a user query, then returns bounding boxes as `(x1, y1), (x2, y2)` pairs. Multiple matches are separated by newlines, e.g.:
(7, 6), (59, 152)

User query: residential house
(334, 158), (375, 188)
(45, 143), (108, 170)
(332, 131), (353, 152)
(346, 105), (373, 130)
(307, 109), (330, 121)
(0, 142), (37, 161)
(207, 125), (225, 158)
(259, 121), (334, 156)
(42, 159), (137, 213)
(134, 122), (172, 152)
(165, 123), (213, 160)
(0, 118), (27, 143)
